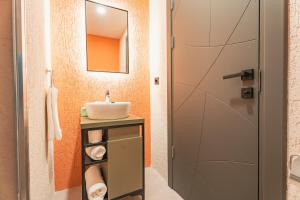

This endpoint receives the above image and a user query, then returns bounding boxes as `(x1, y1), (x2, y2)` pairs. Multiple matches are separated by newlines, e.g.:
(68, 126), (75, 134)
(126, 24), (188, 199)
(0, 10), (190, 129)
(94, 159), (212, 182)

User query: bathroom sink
(85, 101), (131, 120)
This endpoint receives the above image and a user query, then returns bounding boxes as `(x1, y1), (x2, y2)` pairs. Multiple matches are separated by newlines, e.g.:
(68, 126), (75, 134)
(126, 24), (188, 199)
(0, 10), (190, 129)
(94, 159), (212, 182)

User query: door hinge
(258, 69), (262, 94)
(170, 0), (175, 11)
(171, 146), (175, 159)
(171, 36), (175, 49)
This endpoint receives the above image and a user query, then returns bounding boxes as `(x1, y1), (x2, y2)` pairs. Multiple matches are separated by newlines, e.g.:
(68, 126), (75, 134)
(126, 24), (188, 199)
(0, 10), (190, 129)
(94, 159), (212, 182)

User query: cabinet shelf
(81, 117), (145, 200)
(84, 155), (107, 166)
(84, 141), (107, 148)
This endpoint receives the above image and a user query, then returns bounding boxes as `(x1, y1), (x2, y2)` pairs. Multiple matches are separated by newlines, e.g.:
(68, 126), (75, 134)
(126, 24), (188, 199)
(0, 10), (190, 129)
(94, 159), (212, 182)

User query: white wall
(25, 0), (53, 199)
(288, 0), (300, 199)
(149, 0), (168, 181)
(119, 29), (128, 72)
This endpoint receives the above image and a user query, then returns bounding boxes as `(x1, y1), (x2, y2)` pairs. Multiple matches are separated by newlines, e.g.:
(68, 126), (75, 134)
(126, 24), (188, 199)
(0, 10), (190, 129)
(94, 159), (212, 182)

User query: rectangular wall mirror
(85, 1), (129, 73)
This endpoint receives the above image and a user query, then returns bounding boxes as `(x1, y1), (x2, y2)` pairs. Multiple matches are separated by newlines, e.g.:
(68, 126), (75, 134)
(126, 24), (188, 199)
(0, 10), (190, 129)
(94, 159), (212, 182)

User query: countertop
(80, 115), (144, 129)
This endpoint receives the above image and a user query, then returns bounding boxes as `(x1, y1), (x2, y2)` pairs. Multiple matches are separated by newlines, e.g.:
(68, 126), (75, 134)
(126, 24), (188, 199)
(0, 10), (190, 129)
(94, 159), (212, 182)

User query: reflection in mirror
(85, 1), (129, 73)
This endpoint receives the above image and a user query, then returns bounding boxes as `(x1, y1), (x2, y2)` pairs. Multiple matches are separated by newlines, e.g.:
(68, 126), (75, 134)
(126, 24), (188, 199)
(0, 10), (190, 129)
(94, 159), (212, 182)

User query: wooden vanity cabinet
(80, 116), (145, 200)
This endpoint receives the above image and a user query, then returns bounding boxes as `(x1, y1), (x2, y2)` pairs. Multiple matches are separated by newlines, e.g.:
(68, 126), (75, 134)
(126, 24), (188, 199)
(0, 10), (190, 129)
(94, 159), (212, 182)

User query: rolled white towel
(88, 130), (103, 144)
(85, 145), (106, 160)
(85, 166), (107, 200)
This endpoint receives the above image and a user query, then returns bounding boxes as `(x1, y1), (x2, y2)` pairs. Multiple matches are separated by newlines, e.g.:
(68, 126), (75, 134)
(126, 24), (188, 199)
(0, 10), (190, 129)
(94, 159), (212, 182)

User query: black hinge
(258, 69), (262, 94)
(171, 0), (174, 11)
(171, 146), (175, 159)
(171, 36), (175, 49)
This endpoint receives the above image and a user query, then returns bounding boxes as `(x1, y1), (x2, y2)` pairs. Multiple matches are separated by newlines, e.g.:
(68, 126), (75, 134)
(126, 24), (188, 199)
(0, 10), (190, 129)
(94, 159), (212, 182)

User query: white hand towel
(85, 166), (107, 200)
(85, 145), (106, 160)
(47, 87), (62, 141)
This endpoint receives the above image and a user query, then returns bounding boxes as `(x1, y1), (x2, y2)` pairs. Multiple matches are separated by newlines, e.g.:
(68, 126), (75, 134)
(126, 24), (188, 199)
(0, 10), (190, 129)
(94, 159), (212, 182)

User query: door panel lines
(223, 0), (252, 45)
(186, 38), (256, 48)
(174, 0), (253, 113)
(174, 81), (195, 87)
(187, 92), (207, 200)
(199, 160), (256, 166)
(175, 46), (225, 112)
(227, 38), (256, 46)
(201, 90), (257, 127)
(209, 0), (212, 46)
(172, 0), (259, 198)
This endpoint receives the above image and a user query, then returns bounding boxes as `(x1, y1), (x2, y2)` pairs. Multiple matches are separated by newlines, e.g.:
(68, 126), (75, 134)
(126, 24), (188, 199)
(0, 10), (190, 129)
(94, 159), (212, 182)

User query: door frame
(166, 0), (288, 199)
(13, 0), (30, 199)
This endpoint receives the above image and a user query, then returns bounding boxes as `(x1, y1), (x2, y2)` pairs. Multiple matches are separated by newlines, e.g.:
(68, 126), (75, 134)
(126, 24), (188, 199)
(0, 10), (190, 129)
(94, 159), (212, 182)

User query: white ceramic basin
(86, 101), (131, 120)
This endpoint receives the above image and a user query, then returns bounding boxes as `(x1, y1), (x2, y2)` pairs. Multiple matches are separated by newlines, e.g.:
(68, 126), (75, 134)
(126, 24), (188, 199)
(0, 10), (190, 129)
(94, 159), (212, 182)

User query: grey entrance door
(171, 0), (259, 199)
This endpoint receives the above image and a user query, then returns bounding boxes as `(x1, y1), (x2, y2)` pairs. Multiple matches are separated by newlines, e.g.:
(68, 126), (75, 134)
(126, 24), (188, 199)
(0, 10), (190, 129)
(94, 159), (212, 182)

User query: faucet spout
(105, 90), (110, 103)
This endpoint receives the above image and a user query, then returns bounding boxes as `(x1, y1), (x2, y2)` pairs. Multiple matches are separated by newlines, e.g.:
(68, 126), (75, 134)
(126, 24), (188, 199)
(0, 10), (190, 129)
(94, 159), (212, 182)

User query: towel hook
(46, 69), (53, 87)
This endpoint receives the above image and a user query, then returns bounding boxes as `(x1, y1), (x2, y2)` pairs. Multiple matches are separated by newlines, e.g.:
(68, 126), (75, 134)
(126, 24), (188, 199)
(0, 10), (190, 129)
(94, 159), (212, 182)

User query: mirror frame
(85, 0), (129, 74)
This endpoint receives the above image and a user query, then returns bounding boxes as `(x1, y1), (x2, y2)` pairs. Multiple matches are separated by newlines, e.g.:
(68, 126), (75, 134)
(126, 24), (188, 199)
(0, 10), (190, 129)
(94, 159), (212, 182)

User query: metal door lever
(223, 69), (254, 81)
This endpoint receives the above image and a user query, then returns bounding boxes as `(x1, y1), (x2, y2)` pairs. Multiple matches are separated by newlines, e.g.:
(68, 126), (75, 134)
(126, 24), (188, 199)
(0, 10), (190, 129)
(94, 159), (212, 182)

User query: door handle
(223, 69), (254, 81)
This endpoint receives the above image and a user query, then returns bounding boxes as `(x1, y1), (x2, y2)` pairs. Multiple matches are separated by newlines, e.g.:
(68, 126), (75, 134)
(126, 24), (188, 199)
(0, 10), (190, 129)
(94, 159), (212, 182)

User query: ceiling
(86, 2), (128, 39)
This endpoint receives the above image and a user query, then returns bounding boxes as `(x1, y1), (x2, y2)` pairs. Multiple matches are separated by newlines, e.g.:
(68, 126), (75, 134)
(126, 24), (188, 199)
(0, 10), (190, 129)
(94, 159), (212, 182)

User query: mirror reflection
(86, 1), (129, 73)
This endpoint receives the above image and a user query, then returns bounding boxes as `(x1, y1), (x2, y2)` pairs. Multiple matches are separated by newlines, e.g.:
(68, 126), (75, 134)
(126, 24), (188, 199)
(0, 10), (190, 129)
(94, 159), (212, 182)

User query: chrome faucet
(105, 90), (110, 103)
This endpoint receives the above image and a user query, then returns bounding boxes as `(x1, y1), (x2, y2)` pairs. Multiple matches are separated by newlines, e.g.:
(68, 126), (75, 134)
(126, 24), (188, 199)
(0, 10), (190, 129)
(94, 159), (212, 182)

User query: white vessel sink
(85, 101), (131, 120)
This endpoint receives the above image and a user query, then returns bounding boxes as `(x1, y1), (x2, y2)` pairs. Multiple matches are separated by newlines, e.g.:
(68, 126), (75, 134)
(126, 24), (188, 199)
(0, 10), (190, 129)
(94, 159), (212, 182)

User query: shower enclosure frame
(13, 0), (30, 200)
(167, 0), (288, 200)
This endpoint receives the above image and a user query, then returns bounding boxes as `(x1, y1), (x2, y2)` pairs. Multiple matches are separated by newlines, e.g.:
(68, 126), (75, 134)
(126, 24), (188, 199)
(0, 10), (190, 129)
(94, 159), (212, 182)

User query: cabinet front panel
(107, 136), (143, 199)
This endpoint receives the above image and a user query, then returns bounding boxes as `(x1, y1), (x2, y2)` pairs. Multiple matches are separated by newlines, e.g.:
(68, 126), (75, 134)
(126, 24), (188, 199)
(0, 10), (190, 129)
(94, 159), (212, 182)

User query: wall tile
(25, 0), (53, 199)
(288, 0), (300, 199)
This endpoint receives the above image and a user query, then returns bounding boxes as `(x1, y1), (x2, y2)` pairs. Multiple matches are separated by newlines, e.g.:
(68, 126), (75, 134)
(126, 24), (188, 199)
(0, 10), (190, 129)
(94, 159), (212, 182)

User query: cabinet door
(108, 126), (140, 140)
(107, 136), (143, 199)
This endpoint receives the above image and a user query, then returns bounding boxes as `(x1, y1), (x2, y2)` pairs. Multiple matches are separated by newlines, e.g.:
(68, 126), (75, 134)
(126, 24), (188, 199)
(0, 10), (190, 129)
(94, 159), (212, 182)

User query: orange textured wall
(51, 0), (150, 191)
(87, 34), (120, 72)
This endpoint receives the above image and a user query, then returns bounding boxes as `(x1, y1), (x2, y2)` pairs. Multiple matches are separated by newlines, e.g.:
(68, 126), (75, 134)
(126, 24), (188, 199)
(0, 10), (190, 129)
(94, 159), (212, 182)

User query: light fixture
(97, 6), (107, 15)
